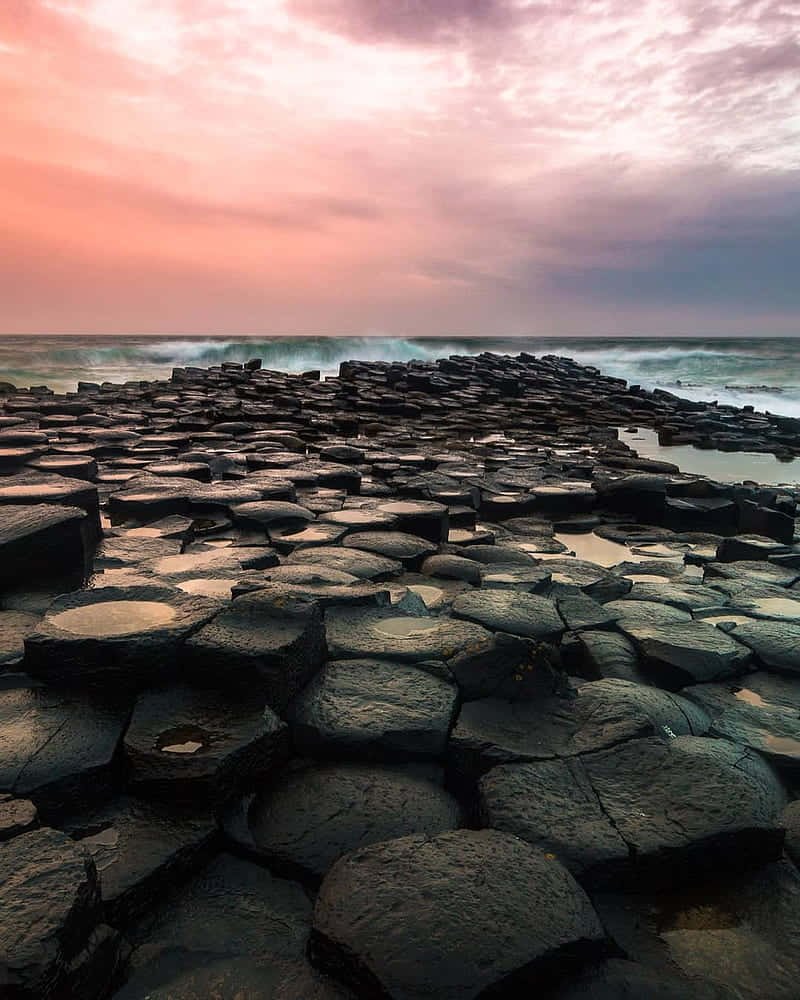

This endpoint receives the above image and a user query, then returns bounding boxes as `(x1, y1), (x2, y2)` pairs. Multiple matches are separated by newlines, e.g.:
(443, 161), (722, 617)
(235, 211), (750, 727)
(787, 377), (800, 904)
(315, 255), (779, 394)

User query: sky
(1, 0), (799, 336)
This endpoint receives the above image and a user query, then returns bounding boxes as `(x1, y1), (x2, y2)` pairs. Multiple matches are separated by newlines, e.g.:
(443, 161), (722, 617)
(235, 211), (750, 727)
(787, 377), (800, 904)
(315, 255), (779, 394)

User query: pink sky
(2, 0), (799, 335)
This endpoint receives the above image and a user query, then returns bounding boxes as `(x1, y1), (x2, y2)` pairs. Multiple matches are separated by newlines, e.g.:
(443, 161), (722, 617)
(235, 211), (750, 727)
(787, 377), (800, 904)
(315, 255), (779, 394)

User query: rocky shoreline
(1, 349), (799, 1000)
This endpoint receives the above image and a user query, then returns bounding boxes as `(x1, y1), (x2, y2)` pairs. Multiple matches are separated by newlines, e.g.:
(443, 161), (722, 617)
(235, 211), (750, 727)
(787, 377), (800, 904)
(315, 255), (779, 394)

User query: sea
(1, 335), (800, 419)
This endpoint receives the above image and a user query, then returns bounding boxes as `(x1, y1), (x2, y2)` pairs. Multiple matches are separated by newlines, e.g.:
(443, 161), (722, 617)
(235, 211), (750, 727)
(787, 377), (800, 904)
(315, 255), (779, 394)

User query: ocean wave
(45, 336), (476, 373)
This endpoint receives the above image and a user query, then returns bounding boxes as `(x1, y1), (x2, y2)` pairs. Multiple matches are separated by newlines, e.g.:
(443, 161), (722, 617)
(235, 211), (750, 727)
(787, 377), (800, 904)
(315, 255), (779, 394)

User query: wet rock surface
(311, 829), (607, 1000)
(224, 761), (464, 881)
(1, 349), (799, 999)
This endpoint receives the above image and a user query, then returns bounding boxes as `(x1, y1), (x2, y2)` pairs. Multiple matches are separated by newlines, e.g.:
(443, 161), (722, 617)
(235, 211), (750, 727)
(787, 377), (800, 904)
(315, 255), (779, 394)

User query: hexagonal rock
(124, 685), (287, 805)
(446, 632), (562, 701)
(230, 500), (315, 531)
(114, 854), (315, 1000)
(224, 762), (465, 881)
(729, 619), (800, 674)
(620, 621), (752, 689)
(0, 794), (38, 841)
(376, 499), (449, 542)
(324, 607), (490, 662)
(0, 472), (101, 539)
(0, 827), (101, 999)
(310, 829), (607, 1000)
(287, 544), (404, 580)
(24, 585), (221, 688)
(451, 590), (564, 640)
(683, 673), (800, 771)
(0, 504), (93, 588)
(183, 587), (325, 710)
(449, 680), (708, 780)
(481, 736), (786, 890)
(421, 553), (483, 585)
(61, 796), (217, 924)
(287, 658), (458, 758)
(576, 629), (648, 684)
(342, 531), (437, 570)
(0, 680), (129, 820)
(479, 757), (631, 885)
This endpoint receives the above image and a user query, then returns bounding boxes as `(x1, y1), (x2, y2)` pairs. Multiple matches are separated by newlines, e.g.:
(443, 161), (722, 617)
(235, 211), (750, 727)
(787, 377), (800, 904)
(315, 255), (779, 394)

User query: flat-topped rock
(62, 796), (217, 924)
(325, 606), (491, 661)
(230, 500), (315, 529)
(224, 762), (464, 880)
(728, 619), (800, 674)
(0, 504), (93, 588)
(115, 854), (315, 1000)
(0, 472), (101, 537)
(310, 829), (607, 1000)
(621, 620), (752, 688)
(451, 589), (564, 639)
(0, 679), (129, 820)
(375, 499), (449, 542)
(286, 544), (404, 579)
(684, 674), (800, 770)
(342, 530), (437, 568)
(183, 588), (325, 709)
(481, 735), (786, 888)
(287, 658), (458, 758)
(24, 585), (221, 688)
(0, 827), (103, 999)
(124, 684), (287, 805)
(449, 678), (706, 779)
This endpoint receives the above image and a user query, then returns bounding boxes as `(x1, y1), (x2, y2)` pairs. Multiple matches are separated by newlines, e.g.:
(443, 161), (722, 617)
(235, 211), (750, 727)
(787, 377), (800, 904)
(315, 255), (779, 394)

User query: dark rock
(124, 685), (287, 805)
(62, 796), (217, 924)
(0, 504), (93, 589)
(286, 544), (404, 579)
(224, 761), (464, 880)
(729, 619), (800, 675)
(25, 585), (221, 689)
(421, 553), (483, 585)
(183, 587), (325, 709)
(621, 620), (752, 688)
(287, 658), (458, 758)
(324, 606), (490, 661)
(310, 829), (607, 1000)
(684, 673), (800, 769)
(115, 854), (314, 999)
(376, 499), (449, 542)
(0, 827), (101, 999)
(0, 611), (41, 667)
(451, 589), (564, 639)
(0, 679), (129, 820)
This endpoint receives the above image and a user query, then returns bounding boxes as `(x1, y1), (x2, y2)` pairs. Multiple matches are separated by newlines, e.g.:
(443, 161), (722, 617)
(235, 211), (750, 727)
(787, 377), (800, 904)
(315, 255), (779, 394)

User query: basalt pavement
(1, 351), (800, 999)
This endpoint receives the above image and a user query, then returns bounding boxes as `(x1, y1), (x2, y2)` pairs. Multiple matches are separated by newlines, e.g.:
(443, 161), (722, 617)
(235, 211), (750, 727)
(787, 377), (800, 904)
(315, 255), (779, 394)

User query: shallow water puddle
(553, 532), (636, 568)
(745, 597), (800, 620)
(619, 426), (800, 485)
(373, 617), (439, 639)
(50, 600), (176, 637)
(732, 687), (768, 707)
(156, 725), (212, 754)
(178, 578), (236, 598)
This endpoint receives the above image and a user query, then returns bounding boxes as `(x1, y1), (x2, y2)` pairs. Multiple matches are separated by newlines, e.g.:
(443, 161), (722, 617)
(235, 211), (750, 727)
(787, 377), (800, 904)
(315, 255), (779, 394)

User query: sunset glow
(2, 0), (799, 334)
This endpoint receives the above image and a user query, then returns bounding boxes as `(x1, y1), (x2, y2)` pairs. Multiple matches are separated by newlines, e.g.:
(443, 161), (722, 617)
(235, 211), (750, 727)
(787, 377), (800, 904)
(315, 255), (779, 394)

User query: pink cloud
(1, 0), (798, 335)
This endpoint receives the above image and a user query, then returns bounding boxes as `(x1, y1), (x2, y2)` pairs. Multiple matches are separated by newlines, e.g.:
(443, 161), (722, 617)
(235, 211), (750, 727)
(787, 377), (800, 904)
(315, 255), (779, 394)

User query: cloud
(0, 0), (799, 334)
(289, 0), (517, 45)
